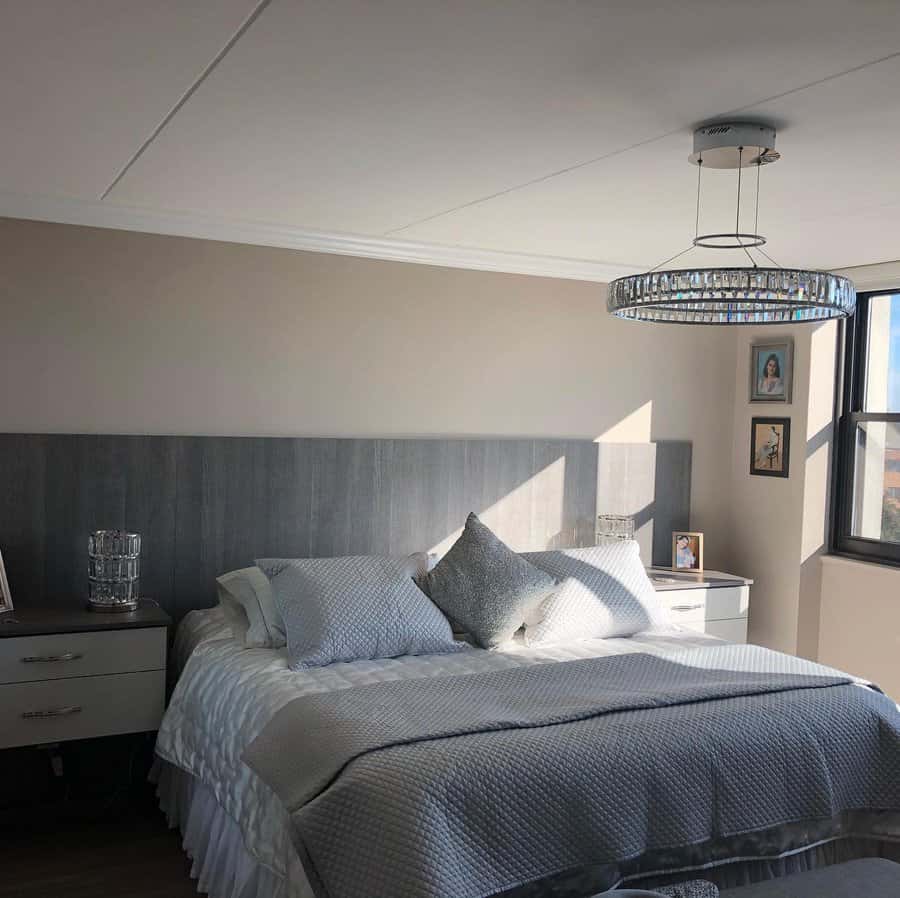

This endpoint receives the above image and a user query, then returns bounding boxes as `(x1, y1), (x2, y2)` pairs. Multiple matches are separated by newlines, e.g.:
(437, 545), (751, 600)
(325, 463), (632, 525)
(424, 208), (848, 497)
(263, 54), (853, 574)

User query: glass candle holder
(88, 530), (141, 557)
(88, 529), (141, 613)
(596, 514), (635, 542)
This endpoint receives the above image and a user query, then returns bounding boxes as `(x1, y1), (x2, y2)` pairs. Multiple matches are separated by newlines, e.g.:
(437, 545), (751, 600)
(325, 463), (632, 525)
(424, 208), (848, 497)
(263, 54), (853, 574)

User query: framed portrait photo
(672, 531), (704, 572)
(750, 416), (791, 478)
(0, 548), (12, 614)
(750, 339), (793, 403)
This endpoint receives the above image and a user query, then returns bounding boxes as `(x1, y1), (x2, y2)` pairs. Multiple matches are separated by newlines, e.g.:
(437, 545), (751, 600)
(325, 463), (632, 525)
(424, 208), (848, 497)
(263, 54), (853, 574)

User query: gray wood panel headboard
(0, 435), (690, 620)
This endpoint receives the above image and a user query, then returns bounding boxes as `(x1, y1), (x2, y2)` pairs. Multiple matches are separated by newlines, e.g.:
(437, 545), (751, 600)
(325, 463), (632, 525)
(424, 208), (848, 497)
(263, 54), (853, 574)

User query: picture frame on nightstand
(0, 548), (12, 613)
(672, 531), (704, 572)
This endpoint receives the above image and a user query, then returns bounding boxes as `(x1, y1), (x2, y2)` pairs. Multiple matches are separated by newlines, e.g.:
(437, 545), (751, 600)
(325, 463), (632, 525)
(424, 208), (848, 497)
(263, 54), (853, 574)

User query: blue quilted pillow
(262, 554), (467, 669)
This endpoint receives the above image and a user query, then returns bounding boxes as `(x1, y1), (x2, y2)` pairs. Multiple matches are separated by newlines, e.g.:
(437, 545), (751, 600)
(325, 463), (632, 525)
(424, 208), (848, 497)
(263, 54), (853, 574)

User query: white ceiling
(2, 0), (900, 280)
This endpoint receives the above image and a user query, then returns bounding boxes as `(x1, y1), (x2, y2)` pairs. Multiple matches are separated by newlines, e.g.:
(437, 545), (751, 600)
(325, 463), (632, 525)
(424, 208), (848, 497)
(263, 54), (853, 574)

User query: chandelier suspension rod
(647, 243), (695, 273)
(754, 158), (761, 236)
(735, 147), (757, 268)
(695, 156), (703, 240)
(749, 160), (780, 267)
(754, 244), (783, 269)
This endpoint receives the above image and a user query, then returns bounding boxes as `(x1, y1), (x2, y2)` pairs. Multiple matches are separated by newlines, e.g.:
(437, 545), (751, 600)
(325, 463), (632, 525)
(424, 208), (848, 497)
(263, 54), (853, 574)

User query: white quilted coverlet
(156, 610), (722, 887)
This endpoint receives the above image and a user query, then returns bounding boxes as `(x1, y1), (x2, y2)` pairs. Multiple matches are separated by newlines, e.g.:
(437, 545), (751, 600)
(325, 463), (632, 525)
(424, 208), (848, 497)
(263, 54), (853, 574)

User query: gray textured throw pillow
(422, 513), (557, 649)
(263, 554), (466, 669)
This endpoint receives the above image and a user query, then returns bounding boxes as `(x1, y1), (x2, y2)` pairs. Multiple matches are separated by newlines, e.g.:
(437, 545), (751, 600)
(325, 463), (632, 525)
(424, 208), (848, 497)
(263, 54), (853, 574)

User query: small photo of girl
(672, 532), (703, 572)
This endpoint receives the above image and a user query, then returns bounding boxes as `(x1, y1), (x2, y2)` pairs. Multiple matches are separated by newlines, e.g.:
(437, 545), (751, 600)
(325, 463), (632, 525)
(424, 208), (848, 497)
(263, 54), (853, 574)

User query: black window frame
(833, 289), (900, 566)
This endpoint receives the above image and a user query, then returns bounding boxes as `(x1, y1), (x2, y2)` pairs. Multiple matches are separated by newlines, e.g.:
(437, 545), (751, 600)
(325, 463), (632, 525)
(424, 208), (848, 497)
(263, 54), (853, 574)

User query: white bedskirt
(154, 757), (900, 898)
(154, 759), (311, 898)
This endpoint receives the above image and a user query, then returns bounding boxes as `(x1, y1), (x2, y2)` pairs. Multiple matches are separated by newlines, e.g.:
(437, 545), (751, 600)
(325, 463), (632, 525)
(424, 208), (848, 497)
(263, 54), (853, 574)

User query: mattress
(156, 608), (723, 894)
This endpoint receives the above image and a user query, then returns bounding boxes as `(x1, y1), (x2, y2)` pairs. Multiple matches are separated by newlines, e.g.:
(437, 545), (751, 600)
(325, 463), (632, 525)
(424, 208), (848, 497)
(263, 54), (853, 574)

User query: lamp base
(87, 599), (139, 613)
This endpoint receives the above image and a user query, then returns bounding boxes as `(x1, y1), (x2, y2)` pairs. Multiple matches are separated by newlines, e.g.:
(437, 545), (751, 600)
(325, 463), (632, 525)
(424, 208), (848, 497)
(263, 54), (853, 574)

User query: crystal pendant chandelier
(607, 122), (856, 325)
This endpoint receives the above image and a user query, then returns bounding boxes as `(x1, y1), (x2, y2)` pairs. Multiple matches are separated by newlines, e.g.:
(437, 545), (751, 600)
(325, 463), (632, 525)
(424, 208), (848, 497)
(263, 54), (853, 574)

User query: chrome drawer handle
(22, 706), (83, 719)
(20, 652), (83, 664)
(671, 603), (704, 612)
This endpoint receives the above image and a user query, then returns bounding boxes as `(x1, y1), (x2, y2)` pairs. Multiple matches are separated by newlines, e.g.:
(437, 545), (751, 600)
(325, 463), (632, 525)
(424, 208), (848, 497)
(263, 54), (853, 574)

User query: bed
(11, 434), (893, 893)
(155, 606), (900, 898)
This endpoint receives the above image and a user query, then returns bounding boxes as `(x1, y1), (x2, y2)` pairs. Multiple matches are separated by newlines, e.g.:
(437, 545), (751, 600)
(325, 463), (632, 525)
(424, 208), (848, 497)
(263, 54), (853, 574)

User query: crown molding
(834, 259), (900, 292)
(0, 191), (634, 284)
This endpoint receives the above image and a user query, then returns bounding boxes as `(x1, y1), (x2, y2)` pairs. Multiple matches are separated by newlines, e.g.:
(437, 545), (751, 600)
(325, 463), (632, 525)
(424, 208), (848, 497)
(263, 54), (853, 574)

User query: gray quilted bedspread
(243, 645), (900, 898)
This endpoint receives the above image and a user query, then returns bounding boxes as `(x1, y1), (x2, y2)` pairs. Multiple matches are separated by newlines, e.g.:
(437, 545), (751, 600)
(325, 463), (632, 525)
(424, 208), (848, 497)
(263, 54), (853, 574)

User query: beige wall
(724, 326), (825, 653)
(818, 556), (900, 700)
(0, 217), (736, 561)
(721, 262), (900, 696)
(724, 322), (844, 656)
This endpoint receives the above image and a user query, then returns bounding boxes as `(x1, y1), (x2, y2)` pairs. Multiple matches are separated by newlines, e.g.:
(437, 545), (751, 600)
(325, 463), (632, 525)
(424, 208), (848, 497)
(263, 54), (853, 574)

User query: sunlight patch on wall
(596, 442), (664, 565)
(801, 442), (831, 563)
(807, 322), (838, 440)
(594, 401), (653, 443)
(428, 456), (567, 557)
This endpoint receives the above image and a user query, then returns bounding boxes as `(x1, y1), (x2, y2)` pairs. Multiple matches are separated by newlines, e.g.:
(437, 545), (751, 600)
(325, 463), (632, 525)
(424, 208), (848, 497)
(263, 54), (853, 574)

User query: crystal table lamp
(88, 530), (140, 612)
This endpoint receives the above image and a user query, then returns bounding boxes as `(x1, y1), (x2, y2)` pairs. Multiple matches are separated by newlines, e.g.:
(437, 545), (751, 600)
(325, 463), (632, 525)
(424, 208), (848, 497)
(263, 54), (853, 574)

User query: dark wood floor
(0, 800), (197, 898)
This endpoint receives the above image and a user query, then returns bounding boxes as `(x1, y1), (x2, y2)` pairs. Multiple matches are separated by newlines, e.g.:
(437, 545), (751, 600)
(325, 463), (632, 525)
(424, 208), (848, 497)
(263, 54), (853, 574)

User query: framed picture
(750, 339), (793, 403)
(0, 548), (12, 613)
(750, 416), (791, 478)
(672, 531), (703, 572)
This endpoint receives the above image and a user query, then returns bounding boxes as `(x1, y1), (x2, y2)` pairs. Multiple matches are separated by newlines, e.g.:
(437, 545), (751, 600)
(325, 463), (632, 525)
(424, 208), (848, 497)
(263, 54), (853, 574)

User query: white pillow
(216, 566), (286, 649)
(216, 583), (251, 644)
(521, 541), (670, 645)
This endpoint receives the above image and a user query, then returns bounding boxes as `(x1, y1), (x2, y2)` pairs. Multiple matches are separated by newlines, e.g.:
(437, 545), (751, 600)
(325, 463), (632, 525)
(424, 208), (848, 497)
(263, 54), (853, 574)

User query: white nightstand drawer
(0, 670), (165, 749)
(660, 586), (749, 622)
(0, 628), (166, 685)
(705, 618), (750, 642)
(679, 617), (749, 643)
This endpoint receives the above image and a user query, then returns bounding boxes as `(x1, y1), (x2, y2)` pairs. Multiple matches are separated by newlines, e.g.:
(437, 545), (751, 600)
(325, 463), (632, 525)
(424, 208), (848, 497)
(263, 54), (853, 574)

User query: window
(834, 291), (900, 564)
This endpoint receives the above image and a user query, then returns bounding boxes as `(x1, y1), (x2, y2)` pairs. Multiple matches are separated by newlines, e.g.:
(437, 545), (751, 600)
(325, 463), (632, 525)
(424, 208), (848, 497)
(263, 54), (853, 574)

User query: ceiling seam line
(381, 126), (685, 236)
(383, 47), (900, 237)
(729, 47), (900, 114)
(99, 0), (274, 201)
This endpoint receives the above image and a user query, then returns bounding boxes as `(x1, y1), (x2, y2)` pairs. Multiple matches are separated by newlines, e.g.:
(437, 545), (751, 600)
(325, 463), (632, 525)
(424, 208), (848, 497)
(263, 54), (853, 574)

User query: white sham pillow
(216, 566), (286, 649)
(521, 541), (670, 645)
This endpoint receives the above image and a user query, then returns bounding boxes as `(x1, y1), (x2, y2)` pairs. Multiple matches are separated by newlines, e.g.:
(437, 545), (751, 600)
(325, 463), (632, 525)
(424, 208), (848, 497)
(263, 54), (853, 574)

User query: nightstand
(647, 569), (753, 643)
(0, 601), (170, 749)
